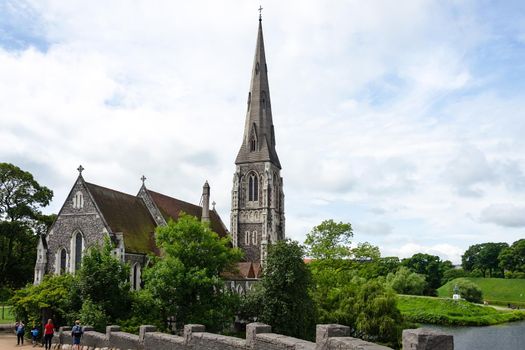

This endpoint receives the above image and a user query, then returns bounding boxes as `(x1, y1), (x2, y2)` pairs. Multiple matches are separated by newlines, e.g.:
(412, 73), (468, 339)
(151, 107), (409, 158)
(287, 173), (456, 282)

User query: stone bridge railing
(52, 323), (453, 350)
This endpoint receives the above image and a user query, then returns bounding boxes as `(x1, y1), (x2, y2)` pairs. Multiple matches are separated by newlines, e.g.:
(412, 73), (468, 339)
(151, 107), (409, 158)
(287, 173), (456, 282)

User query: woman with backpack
(71, 320), (83, 350)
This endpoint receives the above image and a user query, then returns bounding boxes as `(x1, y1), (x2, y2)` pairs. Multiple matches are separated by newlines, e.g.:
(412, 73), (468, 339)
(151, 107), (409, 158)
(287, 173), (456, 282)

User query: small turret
(201, 181), (210, 222)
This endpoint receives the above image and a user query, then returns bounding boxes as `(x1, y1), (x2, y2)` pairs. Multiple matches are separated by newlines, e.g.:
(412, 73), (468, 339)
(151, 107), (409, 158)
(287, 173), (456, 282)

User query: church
(34, 16), (285, 289)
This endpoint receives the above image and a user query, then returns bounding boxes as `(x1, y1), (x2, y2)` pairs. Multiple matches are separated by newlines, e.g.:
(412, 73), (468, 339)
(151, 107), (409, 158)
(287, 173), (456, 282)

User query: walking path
(0, 333), (39, 349)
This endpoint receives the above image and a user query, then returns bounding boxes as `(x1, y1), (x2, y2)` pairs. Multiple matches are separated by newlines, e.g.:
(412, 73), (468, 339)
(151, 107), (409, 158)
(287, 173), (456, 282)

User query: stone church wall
(51, 323), (453, 350)
(45, 178), (108, 274)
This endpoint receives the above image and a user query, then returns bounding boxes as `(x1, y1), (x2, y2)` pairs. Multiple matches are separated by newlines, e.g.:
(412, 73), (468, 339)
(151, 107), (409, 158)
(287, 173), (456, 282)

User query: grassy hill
(397, 295), (525, 326)
(438, 278), (525, 307)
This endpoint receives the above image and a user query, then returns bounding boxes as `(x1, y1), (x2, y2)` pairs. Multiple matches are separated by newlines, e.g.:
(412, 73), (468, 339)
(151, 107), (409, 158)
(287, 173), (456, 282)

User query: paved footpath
(0, 333), (42, 349)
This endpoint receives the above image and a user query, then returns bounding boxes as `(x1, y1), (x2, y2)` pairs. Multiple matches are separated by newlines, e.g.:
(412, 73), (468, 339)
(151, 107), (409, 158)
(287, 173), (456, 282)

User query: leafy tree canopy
(402, 253), (451, 295)
(304, 219), (353, 260)
(499, 239), (525, 274)
(241, 239), (316, 340)
(143, 214), (242, 332)
(385, 266), (427, 295)
(78, 238), (132, 325)
(0, 163), (53, 222)
(0, 163), (54, 288)
(462, 242), (509, 277)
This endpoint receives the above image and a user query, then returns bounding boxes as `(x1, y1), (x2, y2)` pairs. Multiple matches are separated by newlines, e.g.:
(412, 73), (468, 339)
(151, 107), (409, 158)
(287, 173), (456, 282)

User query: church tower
(231, 15), (285, 265)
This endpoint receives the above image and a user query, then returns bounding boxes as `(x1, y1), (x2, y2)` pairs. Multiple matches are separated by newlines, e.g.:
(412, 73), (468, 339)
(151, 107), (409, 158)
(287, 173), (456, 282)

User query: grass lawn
(0, 305), (14, 324)
(397, 295), (525, 326)
(438, 278), (525, 307)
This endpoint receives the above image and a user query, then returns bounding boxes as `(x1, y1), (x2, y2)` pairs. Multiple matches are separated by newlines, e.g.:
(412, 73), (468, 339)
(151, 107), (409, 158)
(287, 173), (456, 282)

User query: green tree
(386, 266), (427, 295)
(143, 214), (242, 332)
(499, 239), (525, 275)
(77, 238), (132, 329)
(9, 274), (78, 326)
(462, 243), (509, 277)
(402, 253), (447, 295)
(304, 219), (353, 260)
(0, 163), (53, 288)
(316, 278), (403, 348)
(242, 239), (316, 340)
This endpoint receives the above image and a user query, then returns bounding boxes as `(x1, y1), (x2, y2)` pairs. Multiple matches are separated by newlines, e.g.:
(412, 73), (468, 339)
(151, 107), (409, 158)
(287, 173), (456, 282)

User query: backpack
(72, 325), (83, 337)
(31, 328), (39, 337)
(16, 324), (25, 334)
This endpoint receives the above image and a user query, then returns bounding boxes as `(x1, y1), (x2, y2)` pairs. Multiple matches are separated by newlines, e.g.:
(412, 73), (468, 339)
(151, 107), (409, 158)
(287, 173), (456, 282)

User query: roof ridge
(85, 182), (138, 199)
(146, 189), (202, 209)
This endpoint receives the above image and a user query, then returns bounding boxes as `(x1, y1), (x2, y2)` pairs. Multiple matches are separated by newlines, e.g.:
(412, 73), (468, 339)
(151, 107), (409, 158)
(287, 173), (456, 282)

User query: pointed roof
(235, 18), (281, 168)
(147, 189), (229, 238)
(85, 182), (159, 255)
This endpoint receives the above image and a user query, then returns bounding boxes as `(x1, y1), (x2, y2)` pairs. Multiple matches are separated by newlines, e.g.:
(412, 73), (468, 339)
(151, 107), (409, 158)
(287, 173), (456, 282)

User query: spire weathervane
(77, 165), (84, 175)
(141, 175), (147, 185)
(258, 5), (263, 21)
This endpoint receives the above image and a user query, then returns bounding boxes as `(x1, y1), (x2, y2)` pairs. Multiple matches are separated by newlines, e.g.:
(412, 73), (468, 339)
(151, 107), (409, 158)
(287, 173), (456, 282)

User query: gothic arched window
(252, 231), (257, 245)
(248, 173), (258, 202)
(73, 191), (84, 209)
(60, 248), (67, 274)
(245, 231), (250, 245)
(132, 263), (141, 290)
(71, 231), (84, 273)
(250, 138), (256, 152)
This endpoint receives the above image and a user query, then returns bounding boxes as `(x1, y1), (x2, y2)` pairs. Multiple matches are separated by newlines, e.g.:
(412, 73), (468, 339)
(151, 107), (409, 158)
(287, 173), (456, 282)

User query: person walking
(71, 320), (83, 350)
(31, 324), (40, 346)
(43, 319), (55, 350)
(15, 320), (25, 346)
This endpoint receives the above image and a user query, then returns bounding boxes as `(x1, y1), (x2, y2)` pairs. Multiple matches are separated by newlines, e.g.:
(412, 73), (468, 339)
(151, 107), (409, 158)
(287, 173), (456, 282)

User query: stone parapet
(47, 323), (453, 350)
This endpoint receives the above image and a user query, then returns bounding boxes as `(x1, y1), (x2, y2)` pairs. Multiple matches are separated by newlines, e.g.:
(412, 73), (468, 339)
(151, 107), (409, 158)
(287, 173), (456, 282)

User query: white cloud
(1, 1), (525, 263)
(480, 204), (525, 228)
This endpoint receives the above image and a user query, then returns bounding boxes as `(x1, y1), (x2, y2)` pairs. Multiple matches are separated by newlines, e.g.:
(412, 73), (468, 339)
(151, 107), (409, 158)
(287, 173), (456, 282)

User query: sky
(1, 0), (525, 264)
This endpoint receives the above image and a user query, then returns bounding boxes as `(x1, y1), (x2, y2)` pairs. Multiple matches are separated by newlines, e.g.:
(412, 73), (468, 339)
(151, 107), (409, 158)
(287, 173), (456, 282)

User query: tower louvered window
(248, 174), (258, 201)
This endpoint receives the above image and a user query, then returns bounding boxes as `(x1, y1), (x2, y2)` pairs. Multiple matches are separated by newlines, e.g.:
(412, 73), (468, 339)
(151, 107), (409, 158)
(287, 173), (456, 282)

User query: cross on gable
(141, 175), (147, 185)
(77, 165), (84, 175)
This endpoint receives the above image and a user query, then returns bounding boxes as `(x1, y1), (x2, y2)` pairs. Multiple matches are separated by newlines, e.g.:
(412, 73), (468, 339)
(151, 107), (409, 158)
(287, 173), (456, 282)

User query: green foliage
(401, 253), (450, 295)
(447, 278), (483, 303)
(499, 239), (525, 274)
(462, 242), (508, 277)
(304, 219), (353, 260)
(0, 163), (54, 289)
(9, 274), (78, 326)
(10, 239), (133, 331)
(143, 214), (242, 332)
(438, 277), (525, 307)
(79, 299), (107, 331)
(397, 295), (525, 326)
(242, 240), (316, 340)
(78, 238), (131, 325)
(442, 268), (469, 284)
(314, 276), (403, 348)
(386, 266), (427, 295)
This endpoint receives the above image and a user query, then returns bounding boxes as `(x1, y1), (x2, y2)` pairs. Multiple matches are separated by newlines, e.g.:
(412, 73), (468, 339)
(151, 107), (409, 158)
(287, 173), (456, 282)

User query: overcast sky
(1, 1), (524, 263)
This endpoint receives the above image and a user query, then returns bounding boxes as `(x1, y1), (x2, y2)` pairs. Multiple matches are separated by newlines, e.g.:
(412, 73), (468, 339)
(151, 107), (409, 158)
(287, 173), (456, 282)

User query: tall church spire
(231, 16), (285, 266)
(235, 17), (281, 169)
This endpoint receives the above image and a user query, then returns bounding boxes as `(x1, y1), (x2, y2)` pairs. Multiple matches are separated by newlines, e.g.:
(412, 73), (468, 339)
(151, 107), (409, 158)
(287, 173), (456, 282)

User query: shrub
(449, 278), (483, 303)
(386, 266), (427, 295)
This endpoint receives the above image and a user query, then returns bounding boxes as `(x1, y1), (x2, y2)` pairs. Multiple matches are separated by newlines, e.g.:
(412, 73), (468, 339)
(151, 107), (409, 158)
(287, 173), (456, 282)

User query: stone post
(106, 325), (121, 339)
(184, 324), (205, 345)
(316, 324), (350, 350)
(402, 329), (453, 350)
(139, 325), (156, 342)
(246, 322), (272, 349)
